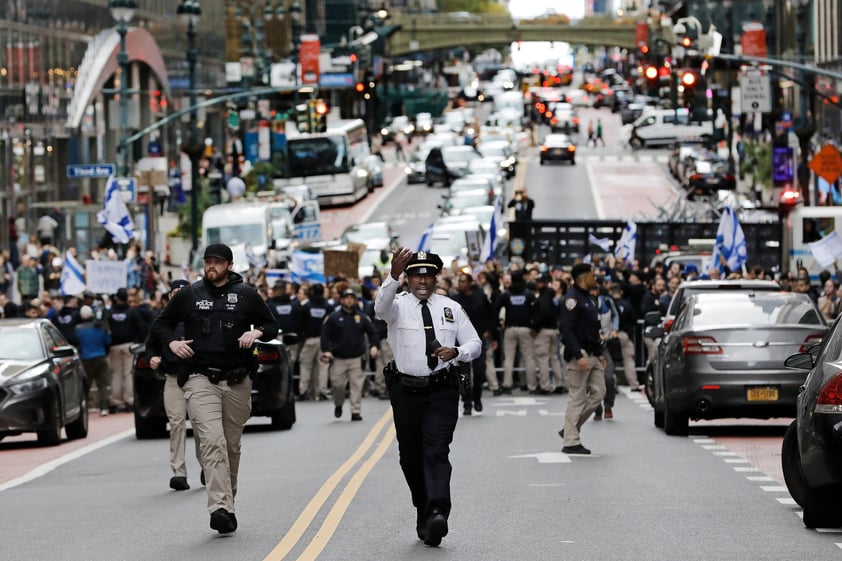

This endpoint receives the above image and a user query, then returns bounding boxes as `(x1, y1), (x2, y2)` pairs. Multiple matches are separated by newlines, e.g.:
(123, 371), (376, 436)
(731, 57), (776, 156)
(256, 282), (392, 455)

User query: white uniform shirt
(374, 275), (482, 376)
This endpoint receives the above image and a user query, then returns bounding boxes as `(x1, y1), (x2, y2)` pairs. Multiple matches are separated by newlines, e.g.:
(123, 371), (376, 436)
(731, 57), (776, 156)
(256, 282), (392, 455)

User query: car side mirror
(784, 352), (814, 371)
(644, 326), (664, 339)
(52, 345), (76, 358)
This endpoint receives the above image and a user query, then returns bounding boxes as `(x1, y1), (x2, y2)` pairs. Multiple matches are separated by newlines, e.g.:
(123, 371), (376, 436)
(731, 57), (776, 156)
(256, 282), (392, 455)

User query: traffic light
(311, 98), (329, 133)
(295, 102), (311, 133)
(680, 70), (698, 89)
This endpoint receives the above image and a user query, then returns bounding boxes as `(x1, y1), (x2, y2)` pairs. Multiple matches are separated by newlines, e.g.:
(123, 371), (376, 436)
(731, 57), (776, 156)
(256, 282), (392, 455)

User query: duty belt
(200, 366), (250, 385)
(388, 367), (458, 391)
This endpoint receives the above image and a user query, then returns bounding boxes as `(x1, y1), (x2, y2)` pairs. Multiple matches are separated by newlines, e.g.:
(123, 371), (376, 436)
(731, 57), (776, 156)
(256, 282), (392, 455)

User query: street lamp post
(290, 0), (303, 103)
(178, 0), (203, 255)
(109, 0), (138, 178)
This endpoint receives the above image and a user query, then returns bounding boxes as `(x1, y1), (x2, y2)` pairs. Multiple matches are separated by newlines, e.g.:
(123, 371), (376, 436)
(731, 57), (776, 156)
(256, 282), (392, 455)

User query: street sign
(113, 176), (137, 203)
(67, 163), (116, 179)
(809, 144), (842, 185)
(739, 68), (772, 113)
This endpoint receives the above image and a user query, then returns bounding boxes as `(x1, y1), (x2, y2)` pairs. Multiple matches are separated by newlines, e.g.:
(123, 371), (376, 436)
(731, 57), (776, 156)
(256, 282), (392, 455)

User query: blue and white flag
(712, 206), (747, 272)
(614, 221), (637, 265)
(588, 233), (612, 252)
(60, 251), (86, 296)
(290, 250), (325, 283)
(480, 196), (504, 262)
(417, 223), (434, 252)
(97, 175), (135, 244)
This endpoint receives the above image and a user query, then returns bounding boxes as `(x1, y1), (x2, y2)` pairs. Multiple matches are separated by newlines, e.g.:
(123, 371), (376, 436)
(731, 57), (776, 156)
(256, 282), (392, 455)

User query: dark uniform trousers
(460, 345), (487, 406)
(389, 381), (460, 518)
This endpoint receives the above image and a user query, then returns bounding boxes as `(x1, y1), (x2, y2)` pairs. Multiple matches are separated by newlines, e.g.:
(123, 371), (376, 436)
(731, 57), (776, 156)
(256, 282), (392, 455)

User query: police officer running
(151, 243), (278, 534)
(374, 248), (481, 547)
(320, 288), (379, 421)
(558, 263), (606, 454)
(298, 283), (332, 400)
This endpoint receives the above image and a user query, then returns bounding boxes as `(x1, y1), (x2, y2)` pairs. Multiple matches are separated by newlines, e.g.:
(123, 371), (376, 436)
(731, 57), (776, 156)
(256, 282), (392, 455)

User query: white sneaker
(99, 408), (109, 416)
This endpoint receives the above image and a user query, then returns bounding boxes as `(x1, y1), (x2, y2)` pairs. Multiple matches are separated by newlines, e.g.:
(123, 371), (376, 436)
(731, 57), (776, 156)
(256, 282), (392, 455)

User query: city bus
(277, 118), (371, 206)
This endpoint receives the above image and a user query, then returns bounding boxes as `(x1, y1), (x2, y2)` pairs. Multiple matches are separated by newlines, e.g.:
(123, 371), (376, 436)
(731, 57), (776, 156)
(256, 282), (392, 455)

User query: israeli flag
(480, 196), (504, 262)
(417, 223), (434, 252)
(60, 251), (86, 296)
(97, 175), (135, 244)
(614, 221), (637, 265)
(712, 206), (748, 272)
(588, 233), (612, 252)
(290, 250), (325, 283)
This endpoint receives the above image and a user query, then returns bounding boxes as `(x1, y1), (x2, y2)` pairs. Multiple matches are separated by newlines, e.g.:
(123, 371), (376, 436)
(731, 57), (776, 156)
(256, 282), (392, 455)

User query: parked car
(340, 221), (399, 248)
(476, 140), (517, 178)
(547, 102), (580, 134)
(539, 133), (576, 165)
(781, 314), (842, 527)
(425, 145), (481, 187)
(131, 338), (296, 438)
(0, 318), (89, 446)
(439, 188), (493, 216)
(645, 290), (825, 436)
(361, 154), (384, 189)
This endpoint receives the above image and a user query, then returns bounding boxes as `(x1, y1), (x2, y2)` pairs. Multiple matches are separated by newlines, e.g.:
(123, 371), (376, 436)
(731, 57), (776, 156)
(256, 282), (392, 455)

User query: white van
(787, 206), (842, 281)
(624, 108), (713, 149)
(202, 201), (274, 269)
(493, 91), (525, 118)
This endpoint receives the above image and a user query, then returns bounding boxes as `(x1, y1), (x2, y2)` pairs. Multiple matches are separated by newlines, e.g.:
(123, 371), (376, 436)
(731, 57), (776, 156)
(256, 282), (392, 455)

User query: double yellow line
(261, 408), (396, 561)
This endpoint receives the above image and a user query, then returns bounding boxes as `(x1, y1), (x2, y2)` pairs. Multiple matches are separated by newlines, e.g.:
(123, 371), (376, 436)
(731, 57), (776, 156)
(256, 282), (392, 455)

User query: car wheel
(540, 158), (545, 166)
(37, 403), (62, 446)
(570, 159), (576, 166)
(65, 390), (89, 440)
(271, 399), (296, 430)
(426, 177), (434, 187)
(630, 137), (644, 150)
(134, 411), (168, 439)
(781, 420), (810, 507)
(802, 485), (842, 528)
(653, 408), (664, 428)
(663, 398), (689, 436)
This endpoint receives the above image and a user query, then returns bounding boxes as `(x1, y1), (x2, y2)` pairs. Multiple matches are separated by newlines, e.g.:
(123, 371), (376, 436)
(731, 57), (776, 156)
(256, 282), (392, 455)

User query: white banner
(85, 260), (127, 295)
(808, 231), (842, 268)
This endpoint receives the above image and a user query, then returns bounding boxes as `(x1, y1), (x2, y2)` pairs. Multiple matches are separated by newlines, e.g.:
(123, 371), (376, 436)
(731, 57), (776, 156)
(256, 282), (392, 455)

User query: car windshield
(430, 233), (467, 257)
(478, 143), (508, 158)
(443, 148), (480, 165)
(544, 134), (571, 146)
(691, 293), (823, 327)
(342, 223), (389, 243)
(448, 191), (489, 209)
(206, 224), (265, 246)
(287, 135), (349, 176)
(0, 328), (44, 360)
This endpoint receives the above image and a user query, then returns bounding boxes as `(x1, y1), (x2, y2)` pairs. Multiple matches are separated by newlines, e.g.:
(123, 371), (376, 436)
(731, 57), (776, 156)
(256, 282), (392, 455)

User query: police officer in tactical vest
(151, 243), (278, 534)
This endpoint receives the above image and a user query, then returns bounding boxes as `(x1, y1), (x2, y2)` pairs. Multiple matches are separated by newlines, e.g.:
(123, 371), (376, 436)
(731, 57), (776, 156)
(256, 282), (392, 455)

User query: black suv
(131, 339), (296, 439)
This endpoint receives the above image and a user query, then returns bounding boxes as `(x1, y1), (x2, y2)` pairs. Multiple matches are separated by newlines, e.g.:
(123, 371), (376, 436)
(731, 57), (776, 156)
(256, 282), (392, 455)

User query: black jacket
(107, 302), (144, 345)
(267, 295), (303, 344)
(559, 284), (603, 361)
(300, 295), (333, 339)
(531, 286), (560, 330)
(320, 305), (380, 359)
(452, 285), (496, 338)
(494, 289), (535, 328)
(151, 272), (278, 372)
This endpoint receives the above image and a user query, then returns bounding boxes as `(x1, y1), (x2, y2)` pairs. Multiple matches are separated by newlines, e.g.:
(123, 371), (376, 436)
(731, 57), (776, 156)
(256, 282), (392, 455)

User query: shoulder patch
(565, 297), (578, 311)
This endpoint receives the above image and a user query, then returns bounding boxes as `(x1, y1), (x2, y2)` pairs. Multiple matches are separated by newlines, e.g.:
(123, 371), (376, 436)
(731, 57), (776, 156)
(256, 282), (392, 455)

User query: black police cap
(405, 251), (443, 276)
(203, 243), (233, 262)
(170, 279), (190, 290)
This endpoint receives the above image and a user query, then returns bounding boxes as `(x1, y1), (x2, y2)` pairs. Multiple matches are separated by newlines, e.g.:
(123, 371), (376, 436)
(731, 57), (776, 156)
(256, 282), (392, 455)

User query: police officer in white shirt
(374, 247), (481, 547)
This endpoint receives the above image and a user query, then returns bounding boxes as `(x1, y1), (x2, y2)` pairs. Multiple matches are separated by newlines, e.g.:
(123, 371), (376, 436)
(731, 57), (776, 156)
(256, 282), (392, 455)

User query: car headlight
(8, 375), (49, 396)
(380, 128), (389, 136)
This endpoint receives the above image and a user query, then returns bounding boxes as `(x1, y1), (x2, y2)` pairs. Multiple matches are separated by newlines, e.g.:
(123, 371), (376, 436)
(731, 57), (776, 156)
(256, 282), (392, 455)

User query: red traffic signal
(313, 100), (329, 116)
(680, 71), (697, 88)
(354, 82), (365, 93)
(681, 36), (693, 48)
(350, 53), (358, 63)
(644, 66), (658, 81)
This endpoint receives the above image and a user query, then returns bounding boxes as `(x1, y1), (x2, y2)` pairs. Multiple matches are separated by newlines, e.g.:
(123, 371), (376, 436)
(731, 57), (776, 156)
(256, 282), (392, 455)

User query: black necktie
(420, 299), (438, 371)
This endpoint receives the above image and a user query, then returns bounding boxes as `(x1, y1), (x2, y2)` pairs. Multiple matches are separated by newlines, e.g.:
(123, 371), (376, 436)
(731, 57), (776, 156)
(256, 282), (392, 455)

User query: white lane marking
(702, 444), (728, 450)
(491, 397), (550, 407)
(0, 428), (134, 493)
(777, 497), (797, 505)
(529, 483), (567, 487)
(816, 528), (842, 534)
(509, 452), (572, 464)
(724, 458), (750, 463)
(760, 485), (788, 492)
(713, 451), (740, 456)
(733, 467), (761, 472)
(692, 438), (716, 444)
(746, 476), (775, 482)
(496, 410), (528, 416)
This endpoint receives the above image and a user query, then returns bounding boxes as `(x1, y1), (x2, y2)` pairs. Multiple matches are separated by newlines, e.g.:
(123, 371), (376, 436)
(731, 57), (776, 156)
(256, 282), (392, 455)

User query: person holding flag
(480, 196), (504, 263)
(97, 175), (135, 245)
(60, 250), (86, 297)
(614, 221), (637, 266)
(709, 207), (748, 274)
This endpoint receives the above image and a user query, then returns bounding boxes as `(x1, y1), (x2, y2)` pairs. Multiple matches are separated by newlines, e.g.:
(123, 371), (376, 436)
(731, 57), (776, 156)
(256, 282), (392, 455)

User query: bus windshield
(206, 224), (264, 246)
(287, 135), (348, 176)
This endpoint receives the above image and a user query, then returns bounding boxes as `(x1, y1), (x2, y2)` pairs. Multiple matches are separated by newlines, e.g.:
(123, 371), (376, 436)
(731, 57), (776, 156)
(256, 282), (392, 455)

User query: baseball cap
(115, 288), (128, 301)
(170, 279), (190, 290)
(341, 288), (358, 298)
(203, 243), (234, 262)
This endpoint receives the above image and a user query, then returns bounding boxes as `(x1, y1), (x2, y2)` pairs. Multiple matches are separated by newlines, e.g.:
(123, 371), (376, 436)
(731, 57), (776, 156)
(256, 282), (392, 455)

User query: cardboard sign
(85, 259), (127, 295)
(323, 249), (360, 280)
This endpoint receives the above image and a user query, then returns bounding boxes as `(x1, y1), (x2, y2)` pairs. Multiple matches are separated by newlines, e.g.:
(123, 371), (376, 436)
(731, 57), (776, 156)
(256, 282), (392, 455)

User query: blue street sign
(114, 177), (137, 203)
(67, 163), (116, 179)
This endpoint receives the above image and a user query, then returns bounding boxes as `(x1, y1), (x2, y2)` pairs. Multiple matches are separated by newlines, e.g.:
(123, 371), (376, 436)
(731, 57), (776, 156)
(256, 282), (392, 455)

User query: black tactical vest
(185, 280), (251, 364)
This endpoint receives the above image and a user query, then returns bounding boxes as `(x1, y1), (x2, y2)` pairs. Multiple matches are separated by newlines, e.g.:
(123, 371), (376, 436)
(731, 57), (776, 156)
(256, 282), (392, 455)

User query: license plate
(708, 177), (720, 184)
(747, 387), (779, 401)
(553, 149), (562, 155)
